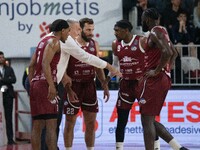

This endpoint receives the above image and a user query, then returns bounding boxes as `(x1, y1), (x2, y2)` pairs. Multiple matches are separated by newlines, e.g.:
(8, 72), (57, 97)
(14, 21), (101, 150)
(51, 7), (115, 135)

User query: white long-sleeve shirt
(57, 35), (107, 83)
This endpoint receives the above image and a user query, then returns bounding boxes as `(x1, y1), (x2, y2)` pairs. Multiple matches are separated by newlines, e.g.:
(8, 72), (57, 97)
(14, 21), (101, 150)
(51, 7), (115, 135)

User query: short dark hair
(0, 51), (4, 55)
(143, 8), (160, 20)
(178, 10), (188, 17)
(114, 20), (133, 32)
(79, 18), (94, 29)
(50, 19), (69, 32)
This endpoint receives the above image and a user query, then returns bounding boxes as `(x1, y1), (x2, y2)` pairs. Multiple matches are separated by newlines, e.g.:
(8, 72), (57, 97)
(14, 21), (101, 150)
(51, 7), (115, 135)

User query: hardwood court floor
(0, 143), (199, 150)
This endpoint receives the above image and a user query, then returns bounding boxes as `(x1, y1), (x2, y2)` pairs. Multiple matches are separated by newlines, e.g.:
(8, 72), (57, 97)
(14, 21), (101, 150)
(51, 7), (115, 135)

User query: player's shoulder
(90, 38), (98, 46)
(151, 26), (168, 34)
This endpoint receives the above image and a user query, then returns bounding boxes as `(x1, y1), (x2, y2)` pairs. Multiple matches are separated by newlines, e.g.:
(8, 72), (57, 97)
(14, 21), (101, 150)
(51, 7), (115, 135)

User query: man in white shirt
(56, 18), (122, 150)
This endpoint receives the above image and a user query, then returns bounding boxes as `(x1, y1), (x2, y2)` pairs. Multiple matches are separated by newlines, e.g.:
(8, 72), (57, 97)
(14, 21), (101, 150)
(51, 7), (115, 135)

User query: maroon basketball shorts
(116, 79), (138, 110)
(30, 80), (58, 119)
(63, 80), (98, 115)
(136, 72), (171, 116)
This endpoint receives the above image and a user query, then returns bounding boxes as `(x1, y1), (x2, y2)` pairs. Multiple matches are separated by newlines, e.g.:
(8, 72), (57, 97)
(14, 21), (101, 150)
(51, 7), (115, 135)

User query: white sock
(66, 147), (72, 150)
(154, 139), (160, 150)
(168, 138), (182, 150)
(116, 142), (124, 150)
(87, 147), (94, 150)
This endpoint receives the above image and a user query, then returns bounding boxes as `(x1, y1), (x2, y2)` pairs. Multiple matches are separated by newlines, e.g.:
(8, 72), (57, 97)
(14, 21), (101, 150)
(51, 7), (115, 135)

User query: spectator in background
(148, 0), (171, 25)
(172, 10), (197, 57)
(163, 0), (186, 41)
(181, 0), (195, 17)
(193, 0), (200, 44)
(136, 0), (152, 26)
(22, 67), (30, 95)
(0, 51), (17, 145)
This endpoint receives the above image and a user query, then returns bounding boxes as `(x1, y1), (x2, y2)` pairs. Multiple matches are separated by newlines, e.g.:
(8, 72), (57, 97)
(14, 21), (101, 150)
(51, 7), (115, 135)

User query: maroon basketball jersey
(113, 35), (145, 80)
(67, 39), (97, 81)
(144, 26), (171, 73)
(32, 35), (60, 82)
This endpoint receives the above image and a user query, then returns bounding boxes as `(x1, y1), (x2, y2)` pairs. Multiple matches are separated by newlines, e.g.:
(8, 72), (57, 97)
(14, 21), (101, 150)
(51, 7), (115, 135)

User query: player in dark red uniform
(108, 20), (161, 150)
(109, 20), (145, 150)
(138, 8), (188, 150)
(28, 19), (70, 150)
(63, 18), (110, 150)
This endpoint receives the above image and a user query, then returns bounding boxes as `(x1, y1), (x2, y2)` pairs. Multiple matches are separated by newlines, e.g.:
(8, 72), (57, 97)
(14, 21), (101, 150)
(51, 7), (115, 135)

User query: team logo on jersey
(74, 70), (79, 75)
(90, 41), (95, 46)
(89, 47), (95, 51)
(117, 45), (121, 51)
(131, 46), (137, 51)
(64, 101), (68, 106)
(133, 39), (139, 45)
(121, 56), (132, 62)
(139, 98), (146, 105)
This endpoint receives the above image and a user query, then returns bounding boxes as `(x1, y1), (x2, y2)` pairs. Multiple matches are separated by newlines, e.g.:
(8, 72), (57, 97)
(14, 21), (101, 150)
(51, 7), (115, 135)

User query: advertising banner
(0, 0), (122, 58)
(58, 90), (200, 147)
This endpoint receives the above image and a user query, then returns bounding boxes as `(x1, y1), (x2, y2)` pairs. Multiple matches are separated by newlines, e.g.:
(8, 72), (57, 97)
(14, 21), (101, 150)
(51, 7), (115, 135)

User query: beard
(81, 32), (91, 42)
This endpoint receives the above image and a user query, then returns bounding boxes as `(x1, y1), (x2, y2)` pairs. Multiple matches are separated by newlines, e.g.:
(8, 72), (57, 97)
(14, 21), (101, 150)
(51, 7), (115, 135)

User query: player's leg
(115, 79), (136, 150)
(154, 121), (189, 150)
(64, 114), (77, 149)
(116, 108), (130, 150)
(45, 118), (57, 150)
(141, 114), (156, 150)
(31, 119), (45, 150)
(83, 110), (97, 150)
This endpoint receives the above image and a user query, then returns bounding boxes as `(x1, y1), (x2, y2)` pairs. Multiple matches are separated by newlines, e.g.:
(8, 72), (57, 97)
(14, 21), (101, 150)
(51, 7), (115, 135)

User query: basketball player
(107, 19), (160, 150)
(137, 8), (188, 150)
(28, 19), (70, 150)
(63, 18), (110, 150)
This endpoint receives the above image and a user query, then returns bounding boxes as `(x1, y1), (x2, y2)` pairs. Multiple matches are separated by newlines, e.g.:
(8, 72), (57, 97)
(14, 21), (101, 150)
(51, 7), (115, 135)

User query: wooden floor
(0, 143), (199, 150)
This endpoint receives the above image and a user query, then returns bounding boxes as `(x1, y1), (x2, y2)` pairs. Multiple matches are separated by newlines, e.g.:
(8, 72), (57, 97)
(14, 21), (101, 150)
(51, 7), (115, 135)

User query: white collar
(121, 35), (136, 47)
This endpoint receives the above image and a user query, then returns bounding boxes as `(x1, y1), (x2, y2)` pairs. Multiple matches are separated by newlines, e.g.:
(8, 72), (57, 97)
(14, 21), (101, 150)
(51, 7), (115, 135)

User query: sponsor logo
(39, 22), (50, 38)
(139, 98), (146, 104)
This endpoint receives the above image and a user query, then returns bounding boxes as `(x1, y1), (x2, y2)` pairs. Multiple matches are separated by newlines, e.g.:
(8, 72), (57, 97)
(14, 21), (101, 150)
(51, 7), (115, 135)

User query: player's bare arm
(146, 29), (172, 77)
(94, 41), (110, 102)
(42, 38), (60, 101)
(28, 52), (36, 83)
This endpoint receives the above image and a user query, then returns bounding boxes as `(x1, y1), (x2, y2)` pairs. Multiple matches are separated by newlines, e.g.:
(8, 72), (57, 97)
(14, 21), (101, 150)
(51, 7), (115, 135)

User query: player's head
(142, 8), (160, 32)
(114, 19), (133, 41)
(79, 18), (94, 42)
(67, 18), (82, 39)
(50, 19), (70, 42)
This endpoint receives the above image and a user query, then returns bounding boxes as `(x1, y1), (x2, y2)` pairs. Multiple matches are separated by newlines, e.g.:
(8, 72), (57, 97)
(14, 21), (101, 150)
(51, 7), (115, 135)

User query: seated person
(172, 10), (197, 58)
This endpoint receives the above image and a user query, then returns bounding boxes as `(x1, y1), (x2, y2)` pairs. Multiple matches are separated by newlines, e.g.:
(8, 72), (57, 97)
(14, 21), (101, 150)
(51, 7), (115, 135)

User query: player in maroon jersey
(110, 20), (144, 150)
(28, 19), (70, 150)
(107, 20), (160, 150)
(138, 8), (188, 150)
(63, 18), (110, 150)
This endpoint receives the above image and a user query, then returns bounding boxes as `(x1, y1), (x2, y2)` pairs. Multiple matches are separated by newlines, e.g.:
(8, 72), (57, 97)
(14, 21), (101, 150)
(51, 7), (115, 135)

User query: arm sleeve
(61, 36), (107, 69)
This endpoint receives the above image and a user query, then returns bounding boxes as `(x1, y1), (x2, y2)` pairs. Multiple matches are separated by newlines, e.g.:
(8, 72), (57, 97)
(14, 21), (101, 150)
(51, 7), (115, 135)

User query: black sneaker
(180, 147), (189, 150)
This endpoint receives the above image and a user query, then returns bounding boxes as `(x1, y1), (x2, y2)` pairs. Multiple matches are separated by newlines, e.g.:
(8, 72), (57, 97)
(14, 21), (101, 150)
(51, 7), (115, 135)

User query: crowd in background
(135, 0), (200, 83)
